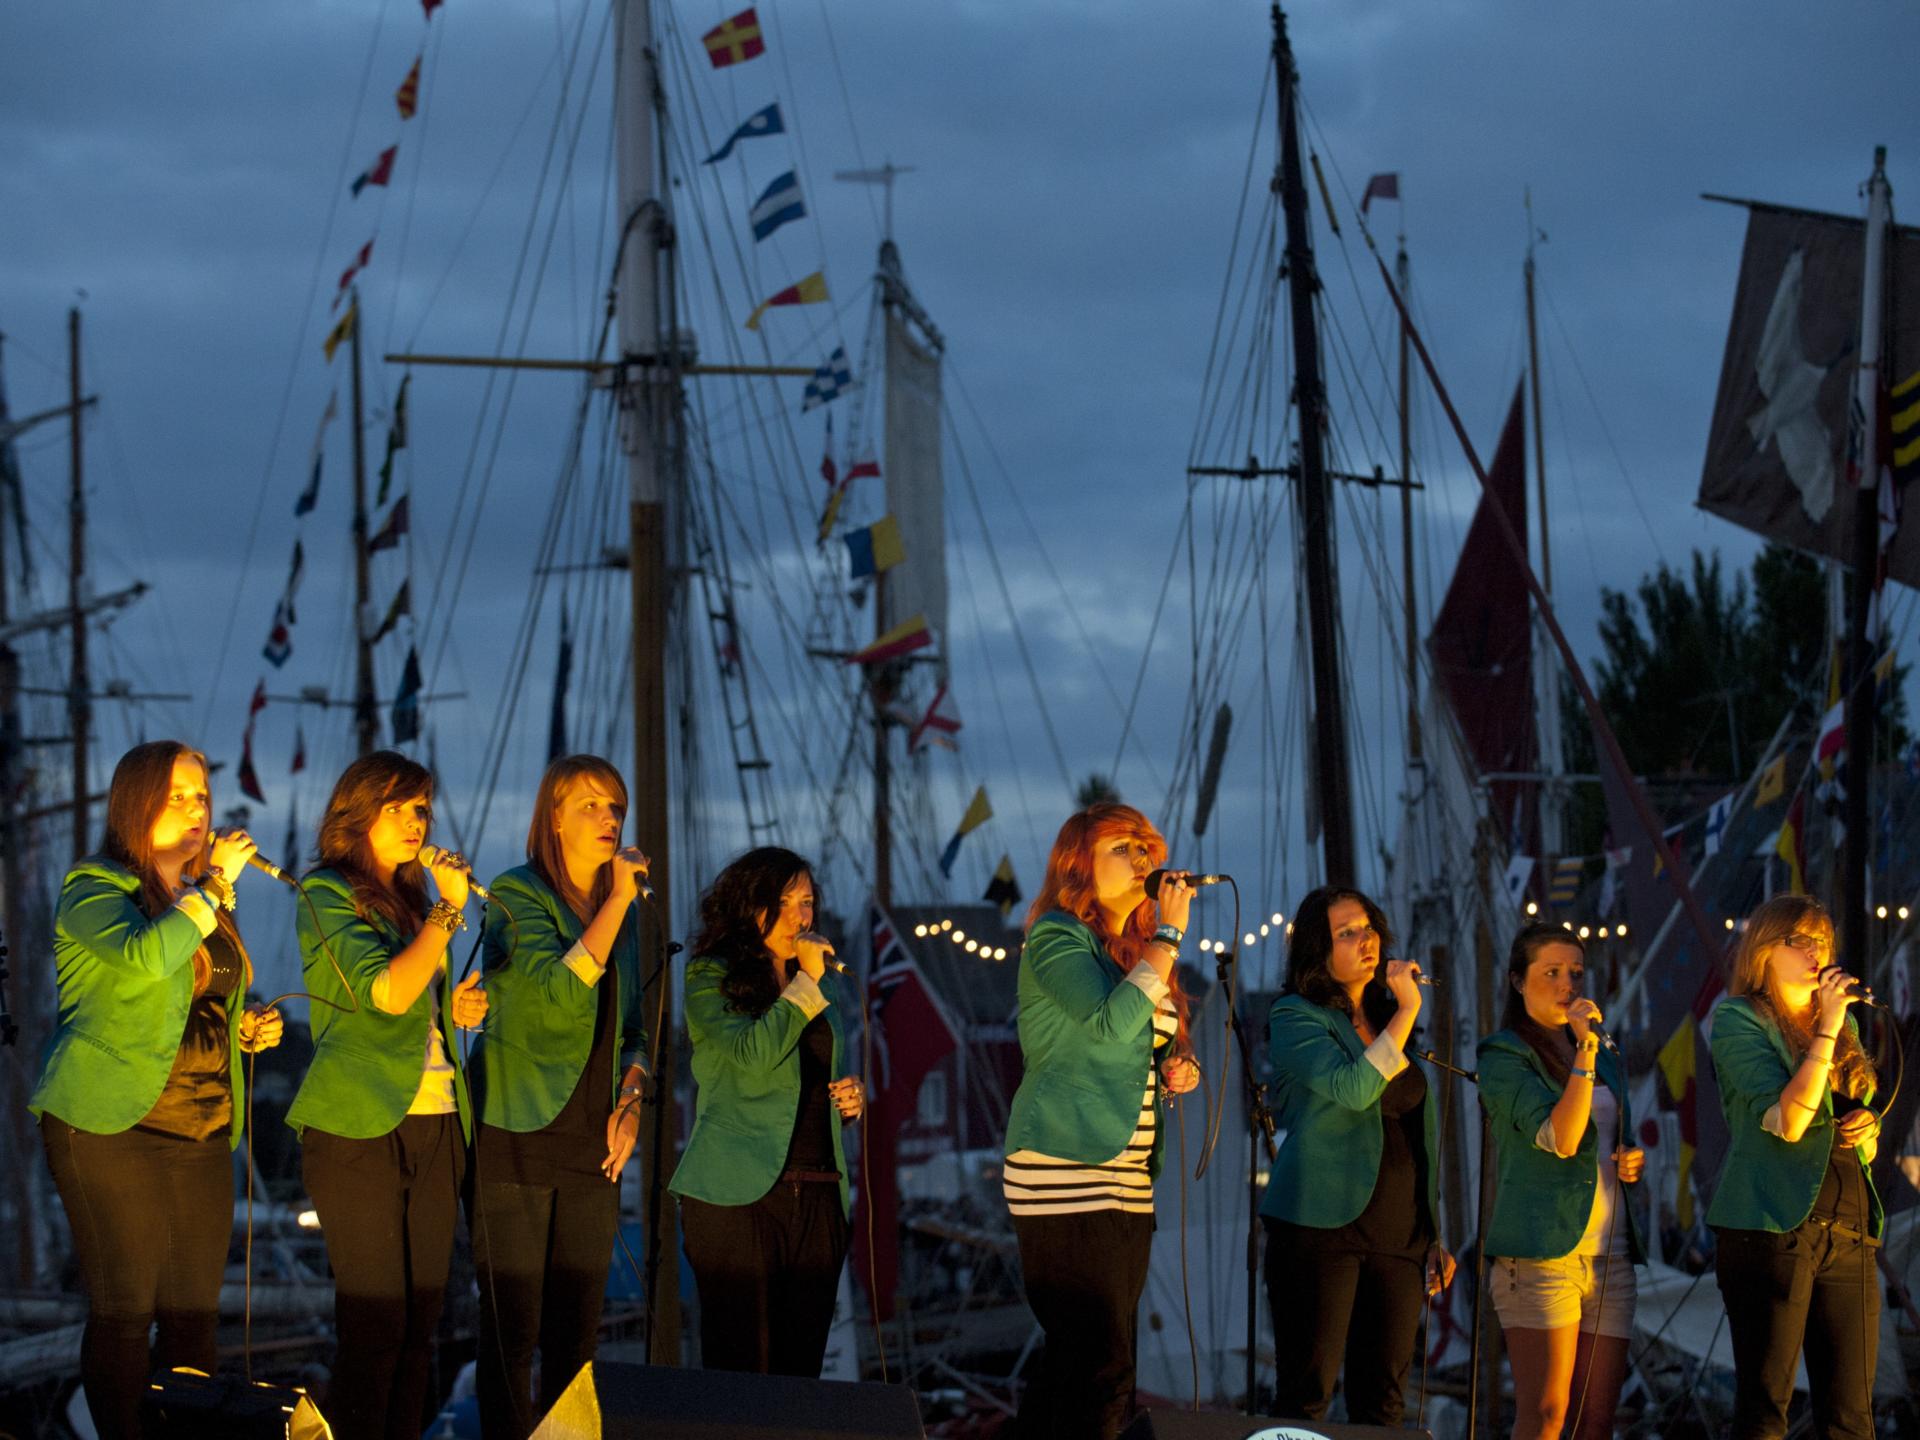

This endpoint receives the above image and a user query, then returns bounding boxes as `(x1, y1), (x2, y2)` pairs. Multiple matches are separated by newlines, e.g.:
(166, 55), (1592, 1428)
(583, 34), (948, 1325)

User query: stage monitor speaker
(139, 1368), (331, 1439)
(530, 1360), (926, 1440)
(1119, 1410), (1431, 1440)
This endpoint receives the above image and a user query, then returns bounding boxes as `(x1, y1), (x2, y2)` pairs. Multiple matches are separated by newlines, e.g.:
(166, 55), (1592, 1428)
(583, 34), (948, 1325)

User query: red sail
(1428, 382), (1534, 840)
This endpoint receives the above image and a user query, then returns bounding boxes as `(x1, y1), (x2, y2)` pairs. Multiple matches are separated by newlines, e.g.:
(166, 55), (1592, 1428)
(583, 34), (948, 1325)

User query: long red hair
(1027, 803), (1189, 1046)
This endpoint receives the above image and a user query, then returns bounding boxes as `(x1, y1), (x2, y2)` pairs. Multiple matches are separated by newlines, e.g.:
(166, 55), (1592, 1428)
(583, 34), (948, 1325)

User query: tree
(1561, 544), (1905, 854)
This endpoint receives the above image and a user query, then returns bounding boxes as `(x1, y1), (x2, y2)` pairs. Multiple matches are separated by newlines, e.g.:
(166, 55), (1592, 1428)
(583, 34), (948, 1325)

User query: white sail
(882, 309), (947, 659)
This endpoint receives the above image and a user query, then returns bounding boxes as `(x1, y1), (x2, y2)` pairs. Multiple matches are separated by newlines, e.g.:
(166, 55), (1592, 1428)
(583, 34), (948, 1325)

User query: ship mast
(1524, 193), (1565, 859)
(614, 0), (684, 1362)
(1273, 4), (1354, 882)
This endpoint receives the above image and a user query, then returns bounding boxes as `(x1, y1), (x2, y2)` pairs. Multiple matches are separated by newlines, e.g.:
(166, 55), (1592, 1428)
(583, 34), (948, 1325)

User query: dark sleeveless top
(137, 926), (244, 1142)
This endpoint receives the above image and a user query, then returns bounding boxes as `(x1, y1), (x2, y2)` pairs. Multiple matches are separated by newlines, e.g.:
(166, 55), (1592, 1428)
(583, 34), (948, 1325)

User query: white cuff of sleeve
(1534, 1117), (1578, 1157)
(370, 968), (404, 1015)
(1363, 1028), (1408, 1080)
(562, 939), (606, 985)
(1127, 965), (1171, 1004)
(175, 889), (219, 938)
(781, 970), (828, 1020)
(1761, 1102), (1788, 1139)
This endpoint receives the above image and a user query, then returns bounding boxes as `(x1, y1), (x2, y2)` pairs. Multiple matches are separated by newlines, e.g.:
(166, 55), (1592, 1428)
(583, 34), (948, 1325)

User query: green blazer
(1705, 997), (1881, 1238)
(30, 859), (248, 1147)
(668, 955), (852, 1215)
(1003, 911), (1170, 1177)
(1478, 1029), (1646, 1262)
(285, 868), (472, 1142)
(1259, 992), (1441, 1229)
(470, 865), (648, 1131)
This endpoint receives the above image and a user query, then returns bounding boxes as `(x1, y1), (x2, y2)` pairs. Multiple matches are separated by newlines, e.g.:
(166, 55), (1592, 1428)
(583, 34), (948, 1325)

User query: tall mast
(1524, 193), (1565, 856)
(350, 286), (377, 757)
(1842, 145), (1891, 976)
(1397, 241), (1420, 766)
(616, 0), (682, 1363)
(0, 332), (35, 1288)
(68, 307), (90, 858)
(1273, 4), (1354, 882)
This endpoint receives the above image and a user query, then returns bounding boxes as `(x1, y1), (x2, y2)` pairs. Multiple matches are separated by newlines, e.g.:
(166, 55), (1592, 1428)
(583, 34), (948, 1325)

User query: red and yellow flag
(745, 271), (827, 331)
(703, 8), (765, 68)
(848, 615), (931, 667)
(395, 55), (422, 119)
(1776, 786), (1807, 894)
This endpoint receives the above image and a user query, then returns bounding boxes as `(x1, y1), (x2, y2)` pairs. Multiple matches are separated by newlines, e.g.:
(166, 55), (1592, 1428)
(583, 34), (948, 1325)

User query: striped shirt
(1004, 995), (1179, 1216)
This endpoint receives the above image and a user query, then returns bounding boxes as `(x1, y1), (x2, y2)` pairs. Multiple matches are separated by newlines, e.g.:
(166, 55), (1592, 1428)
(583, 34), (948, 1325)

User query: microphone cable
(1192, 877), (1242, 1181)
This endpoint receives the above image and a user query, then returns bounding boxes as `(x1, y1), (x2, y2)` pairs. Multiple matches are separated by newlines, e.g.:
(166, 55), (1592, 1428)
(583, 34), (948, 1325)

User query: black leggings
(1264, 1218), (1425, 1425)
(40, 1115), (234, 1440)
(1012, 1208), (1154, 1440)
(303, 1114), (466, 1440)
(470, 1178), (620, 1440)
(1714, 1222), (1880, 1440)
(680, 1182), (849, 1376)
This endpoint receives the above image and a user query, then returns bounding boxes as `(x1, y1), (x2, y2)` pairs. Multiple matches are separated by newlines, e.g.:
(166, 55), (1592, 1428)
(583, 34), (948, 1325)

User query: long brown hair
(313, 750), (433, 935)
(690, 846), (817, 1015)
(1027, 804), (1189, 1045)
(1282, 886), (1397, 1034)
(1729, 896), (1875, 1100)
(527, 754), (629, 921)
(96, 740), (248, 996)
(1499, 921), (1587, 1085)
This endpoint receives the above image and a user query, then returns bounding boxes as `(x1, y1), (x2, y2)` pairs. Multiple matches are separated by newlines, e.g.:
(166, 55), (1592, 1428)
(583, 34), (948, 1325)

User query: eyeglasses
(1334, 922), (1378, 945)
(1780, 932), (1831, 956)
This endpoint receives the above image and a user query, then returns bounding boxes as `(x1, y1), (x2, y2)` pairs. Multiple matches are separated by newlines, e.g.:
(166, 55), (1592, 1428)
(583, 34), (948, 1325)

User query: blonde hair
(1728, 896), (1874, 1100)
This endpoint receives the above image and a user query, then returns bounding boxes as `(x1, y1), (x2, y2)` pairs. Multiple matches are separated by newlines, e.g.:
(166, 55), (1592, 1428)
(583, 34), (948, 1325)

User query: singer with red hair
(1002, 803), (1200, 1440)
(30, 741), (282, 1439)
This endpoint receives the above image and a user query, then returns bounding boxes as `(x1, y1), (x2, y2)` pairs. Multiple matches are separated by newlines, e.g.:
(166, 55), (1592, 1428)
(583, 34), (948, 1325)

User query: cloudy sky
(3, 0), (1914, 991)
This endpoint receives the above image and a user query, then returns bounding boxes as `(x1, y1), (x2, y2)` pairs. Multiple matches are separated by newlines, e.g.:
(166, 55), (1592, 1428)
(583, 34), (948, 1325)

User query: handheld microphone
(1590, 1026), (1620, 1055)
(1382, 957), (1437, 986)
(244, 852), (299, 889)
(417, 844), (493, 903)
(1820, 965), (1886, 1008)
(1143, 869), (1231, 898)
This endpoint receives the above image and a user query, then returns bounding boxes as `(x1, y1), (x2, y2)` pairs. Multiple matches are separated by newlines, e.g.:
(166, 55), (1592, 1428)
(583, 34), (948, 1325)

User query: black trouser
(40, 1115), (233, 1440)
(470, 1178), (620, 1440)
(302, 1114), (466, 1440)
(1263, 1218), (1424, 1426)
(679, 1180), (849, 1376)
(1714, 1222), (1880, 1440)
(1012, 1208), (1154, 1440)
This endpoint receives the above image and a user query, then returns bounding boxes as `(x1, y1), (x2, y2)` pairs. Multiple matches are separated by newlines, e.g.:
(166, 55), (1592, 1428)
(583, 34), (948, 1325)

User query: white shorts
(1490, 1250), (1638, 1339)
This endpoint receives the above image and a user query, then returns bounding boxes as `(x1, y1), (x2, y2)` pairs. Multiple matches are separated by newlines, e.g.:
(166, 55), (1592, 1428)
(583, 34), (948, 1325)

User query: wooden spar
(1523, 195), (1565, 858)
(1273, 4), (1355, 883)
(615, 0), (682, 1364)
(350, 287), (377, 758)
(1397, 243), (1420, 765)
(1843, 147), (1891, 981)
(68, 307), (90, 860)
(382, 351), (814, 378)
(1371, 248), (1727, 970)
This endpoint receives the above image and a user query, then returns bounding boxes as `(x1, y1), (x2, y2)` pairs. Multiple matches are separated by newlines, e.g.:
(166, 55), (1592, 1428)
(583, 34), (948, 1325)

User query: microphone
(1143, 869), (1231, 898)
(1820, 965), (1886, 1008)
(244, 852), (298, 889)
(1382, 957), (1437, 986)
(1590, 1026), (1620, 1055)
(417, 844), (493, 903)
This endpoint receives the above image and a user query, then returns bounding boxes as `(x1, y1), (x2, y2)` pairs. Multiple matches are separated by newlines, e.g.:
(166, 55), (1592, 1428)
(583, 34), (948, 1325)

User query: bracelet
(1153, 923), (1184, 947)
(202, 869), (238, 913)
(619, 1084), (645, 1103)
(426, 899), (467, 935)
(1570, 1068), (1595, 1082)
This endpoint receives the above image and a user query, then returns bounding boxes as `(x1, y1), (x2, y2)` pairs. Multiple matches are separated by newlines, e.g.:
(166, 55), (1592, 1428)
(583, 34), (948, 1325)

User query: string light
(965, 939), (979, 953)
(1876, 905), (1889, 921)
(1270, 912), (1283, 926)
(1526, 901), (1539, 916)
(1901, 907), (1912, 922)
(914, 924), (929, 938)
(1244, 932), (1257, 946)
(1578, 925), (1592, 940)
(1259, 923), (1271, 937)
(1617, 923), (1629, 938)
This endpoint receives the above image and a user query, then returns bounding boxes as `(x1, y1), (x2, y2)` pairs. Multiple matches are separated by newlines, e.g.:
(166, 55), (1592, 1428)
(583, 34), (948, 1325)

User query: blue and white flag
(749, 171), (806, 242)
(703, 101), (784, 165)
(1703, 792), (1733, 857)
(801, 346), (853, 411)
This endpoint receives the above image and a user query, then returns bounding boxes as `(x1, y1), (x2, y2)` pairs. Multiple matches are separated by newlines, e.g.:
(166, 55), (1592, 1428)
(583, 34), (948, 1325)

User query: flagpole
(350, 285), (377, 757)
(1842, 147), (1890, 978)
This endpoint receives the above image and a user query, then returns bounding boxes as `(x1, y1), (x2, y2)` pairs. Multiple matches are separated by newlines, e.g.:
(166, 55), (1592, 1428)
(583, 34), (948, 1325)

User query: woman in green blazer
(288, 751), (488, 1440)
(469, 754), (651, 1439)
(1261, 885), (1452, 1427)
(30, 740), (281, 1440)
(1477, 923), (1646, 1440)
(669, 846), (866, 1376)
(1708, 896), (1881, 1440)
(1001, 803), (1199, 1440)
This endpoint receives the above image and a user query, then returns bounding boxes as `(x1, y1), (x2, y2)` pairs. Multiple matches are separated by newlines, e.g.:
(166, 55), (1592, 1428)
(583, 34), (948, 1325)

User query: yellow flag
(1754, 754), (1786, 806)
(323, 303), (357, 362)
(1655, 1016), (1698, 1229)
(955, 785), (993, 837)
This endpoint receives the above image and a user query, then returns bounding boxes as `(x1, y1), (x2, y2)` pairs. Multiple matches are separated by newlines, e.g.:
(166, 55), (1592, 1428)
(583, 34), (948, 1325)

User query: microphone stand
(1418, 1049), (1486, 1440)
(1203, 944), (1277, 1415)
